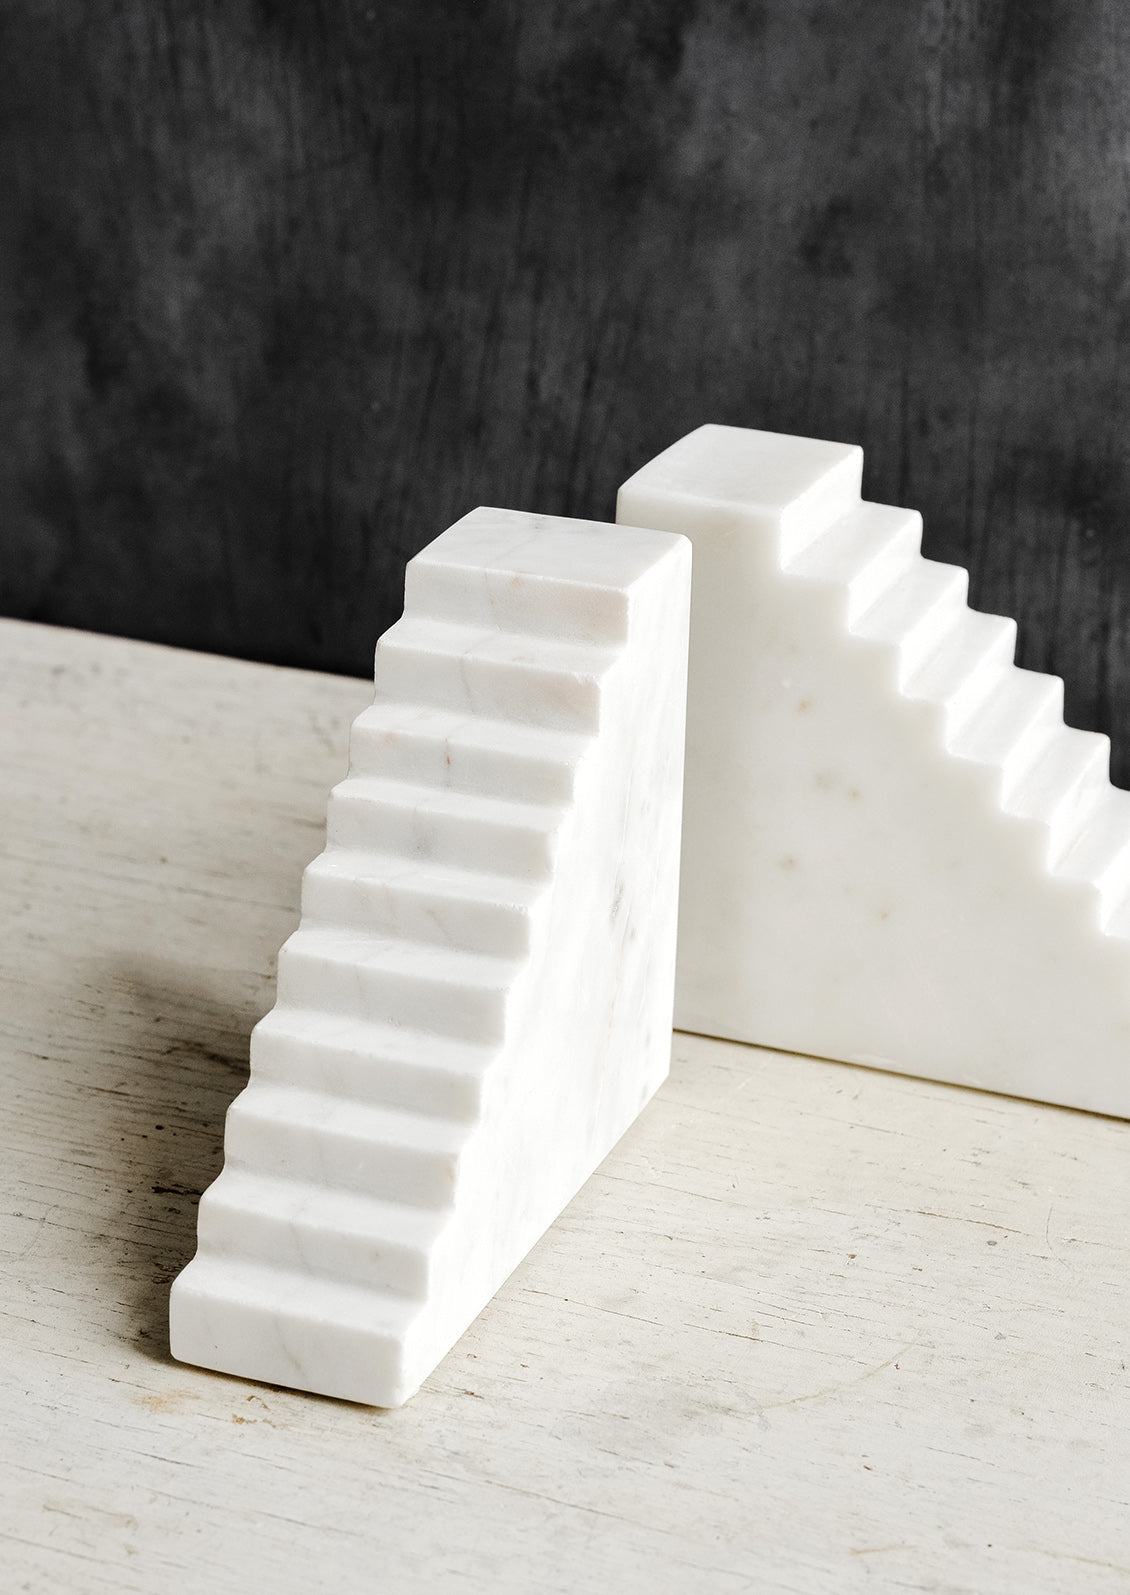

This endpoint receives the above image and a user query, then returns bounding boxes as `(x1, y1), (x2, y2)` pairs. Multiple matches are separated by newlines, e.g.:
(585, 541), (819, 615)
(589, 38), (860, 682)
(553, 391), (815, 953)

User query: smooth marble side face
(170, 509), (691, 1405)
(619, 424), (1130, 1119)
(401, 533), (692, 1388)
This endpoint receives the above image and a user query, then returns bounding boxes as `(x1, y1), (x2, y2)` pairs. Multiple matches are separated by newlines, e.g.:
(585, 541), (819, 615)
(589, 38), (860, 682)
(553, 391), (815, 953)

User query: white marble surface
(619, 423), (1130, 1117)
(170, 508), (691, 1405)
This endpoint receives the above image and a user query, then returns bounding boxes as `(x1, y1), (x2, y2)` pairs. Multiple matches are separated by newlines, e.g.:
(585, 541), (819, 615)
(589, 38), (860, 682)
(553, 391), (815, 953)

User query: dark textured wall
(4, 2), (1130, 772)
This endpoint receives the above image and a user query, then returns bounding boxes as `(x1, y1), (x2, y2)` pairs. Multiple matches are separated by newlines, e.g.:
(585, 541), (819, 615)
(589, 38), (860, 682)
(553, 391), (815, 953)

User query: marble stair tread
(903, 608), (1017, 727)
(250, 1006), (493, 1119)
(223, 1082), (467, 1207)
(347, 699), (586, 803)
(171, 1251), (425, 1406)
(406, 507), (687, 642)
(302, 849), (544, 957)
(852, 559), (970, 677)
(407, 556), (631, 642)
(374, 615), (615, 732)
(1005, 725), (1110, 835)
(784, 501), (922, 621)
(1055, 788), (1130, 908)
(948, 666), (1064, 770)
(225, 1081), (469, 1149)
(276, 924), (520, 1041)
(172, 1252), (422, 1335)
(306, 847), (545, 904)
(379, 614), (617, 675)
(607, 423), (862, 558)
(277, 923), (521, 987)
(325, 775), (562, 878)
(197, 1167), (446, 1297)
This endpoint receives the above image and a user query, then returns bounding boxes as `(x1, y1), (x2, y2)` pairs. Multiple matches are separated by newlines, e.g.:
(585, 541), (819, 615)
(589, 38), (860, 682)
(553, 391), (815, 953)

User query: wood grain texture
(3, 2), (1130, 775)
(3, 616), (1130, 1593)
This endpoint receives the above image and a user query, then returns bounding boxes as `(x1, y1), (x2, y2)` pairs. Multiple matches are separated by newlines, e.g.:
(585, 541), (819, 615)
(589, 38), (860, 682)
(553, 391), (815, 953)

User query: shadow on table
(84, 952), (269, 1366)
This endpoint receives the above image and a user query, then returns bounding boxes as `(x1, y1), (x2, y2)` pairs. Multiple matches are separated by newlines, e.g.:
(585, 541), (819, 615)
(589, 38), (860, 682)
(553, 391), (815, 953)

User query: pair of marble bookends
(172, 424), (1130, 1409)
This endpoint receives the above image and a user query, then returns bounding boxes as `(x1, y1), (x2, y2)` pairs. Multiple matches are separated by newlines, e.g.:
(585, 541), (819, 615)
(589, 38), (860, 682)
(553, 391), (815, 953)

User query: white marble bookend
(619, 422), (1130, 1118)
(169, 508), (690, 1406)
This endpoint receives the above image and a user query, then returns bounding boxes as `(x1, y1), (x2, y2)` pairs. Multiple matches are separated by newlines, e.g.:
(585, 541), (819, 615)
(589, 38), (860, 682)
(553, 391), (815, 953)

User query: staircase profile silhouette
(620, 424), (1130, 1117)
(171, 507), (690, 1405)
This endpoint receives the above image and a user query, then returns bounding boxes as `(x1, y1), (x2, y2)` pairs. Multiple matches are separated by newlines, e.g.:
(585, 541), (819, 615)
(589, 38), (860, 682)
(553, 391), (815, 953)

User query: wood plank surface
(2, 618), (1129, 1594)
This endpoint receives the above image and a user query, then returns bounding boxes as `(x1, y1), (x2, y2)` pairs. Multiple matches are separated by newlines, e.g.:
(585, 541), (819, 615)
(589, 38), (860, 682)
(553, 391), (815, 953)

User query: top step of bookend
(620, 424), (863, 553)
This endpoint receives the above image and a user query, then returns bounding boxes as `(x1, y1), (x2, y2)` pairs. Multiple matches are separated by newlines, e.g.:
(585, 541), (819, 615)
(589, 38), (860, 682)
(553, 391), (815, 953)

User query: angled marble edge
(618, 423), (1130, 1119)
(170, 506), (691, 1405)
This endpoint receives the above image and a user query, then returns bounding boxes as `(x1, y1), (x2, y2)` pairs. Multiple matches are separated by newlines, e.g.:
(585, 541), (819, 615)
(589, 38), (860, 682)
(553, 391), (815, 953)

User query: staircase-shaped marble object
(170, 508), (690, 1405)
(619, 424), (1130, 1117)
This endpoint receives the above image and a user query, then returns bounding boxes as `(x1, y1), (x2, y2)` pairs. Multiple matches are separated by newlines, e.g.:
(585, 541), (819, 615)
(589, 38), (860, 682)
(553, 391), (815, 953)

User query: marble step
(948, 666), (1064, 780)
(196, 1167), (445, 1298)
(852, 559), (970, 680)
(1004, 725), (1110, 860)
(169, 1252), (422, 1406)
(223, 1082), (467, 1208)
(325, 776), (562, 880)
(250, 1006), (494, 1120)
(766, 440), (864, 561)
(302, 849), (544, 958)
(276, 925), (518, 1041)
(404, 521), (640, 644)
(1055, 788), (1130, 922)
(903, 608), (1018, 735)
(785, 501), (922, 622)
(347, 700), (585, 805)
(374, 615), (615, 733)
(616, 423), (863, 560)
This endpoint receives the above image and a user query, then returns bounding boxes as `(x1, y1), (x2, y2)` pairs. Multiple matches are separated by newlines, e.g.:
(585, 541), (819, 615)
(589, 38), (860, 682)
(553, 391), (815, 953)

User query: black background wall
(4, 2), (1130, 773)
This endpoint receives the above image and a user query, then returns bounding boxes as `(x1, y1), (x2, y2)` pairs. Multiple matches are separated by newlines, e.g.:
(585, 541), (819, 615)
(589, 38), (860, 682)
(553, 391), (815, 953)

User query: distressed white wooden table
(2, 617), (1129, 1595)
